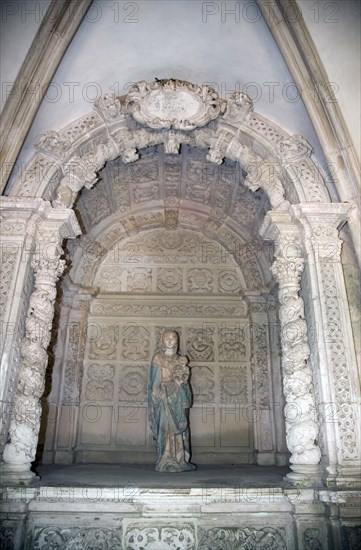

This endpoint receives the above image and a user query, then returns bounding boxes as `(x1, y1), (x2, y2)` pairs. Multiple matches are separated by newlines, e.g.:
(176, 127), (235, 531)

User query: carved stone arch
(3, 80), (359, 490)
(69, 205), (270, 291)
(8, 80), (332, 209)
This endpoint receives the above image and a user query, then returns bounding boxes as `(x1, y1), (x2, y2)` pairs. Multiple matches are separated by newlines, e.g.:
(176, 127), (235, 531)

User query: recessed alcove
(39, 145), (287, 469)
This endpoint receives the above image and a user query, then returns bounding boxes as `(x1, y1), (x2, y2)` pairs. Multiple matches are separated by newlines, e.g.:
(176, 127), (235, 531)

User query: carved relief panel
(78, 228), (254, 463)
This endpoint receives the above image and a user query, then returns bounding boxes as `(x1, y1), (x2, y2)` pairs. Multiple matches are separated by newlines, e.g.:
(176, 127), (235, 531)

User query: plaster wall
(296, 0), (361, 161)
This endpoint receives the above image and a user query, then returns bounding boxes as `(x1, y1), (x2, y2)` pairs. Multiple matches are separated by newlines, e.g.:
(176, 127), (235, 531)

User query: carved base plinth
(327, 472), (361, 490)
(285, 464), (322, 487)
(0, 462), (38, 485)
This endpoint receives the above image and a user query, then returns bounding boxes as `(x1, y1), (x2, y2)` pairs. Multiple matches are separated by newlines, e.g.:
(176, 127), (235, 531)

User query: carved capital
(271, 257), (304, 286)
(292, 203), (351, 261)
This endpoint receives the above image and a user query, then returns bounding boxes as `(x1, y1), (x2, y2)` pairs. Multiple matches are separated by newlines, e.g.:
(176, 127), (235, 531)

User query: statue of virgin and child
(148, 330), (196, 472)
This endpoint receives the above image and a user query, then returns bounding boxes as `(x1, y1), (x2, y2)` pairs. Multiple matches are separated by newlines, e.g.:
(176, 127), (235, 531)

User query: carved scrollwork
(94, 92), (124, 122)
(124, 524), (196, 550)
(124, 79), (226, 130)
(190, 366), (215, 402)
(32, 526), (123, 550)
(198, 527), (287, 550)
(220, 366), (248, 403)
(186, 327), (214, 361)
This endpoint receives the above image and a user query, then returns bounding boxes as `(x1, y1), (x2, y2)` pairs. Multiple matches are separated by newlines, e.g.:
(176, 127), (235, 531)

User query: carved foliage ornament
(124, 80), (226, 130)
(198, 527), (287, 550)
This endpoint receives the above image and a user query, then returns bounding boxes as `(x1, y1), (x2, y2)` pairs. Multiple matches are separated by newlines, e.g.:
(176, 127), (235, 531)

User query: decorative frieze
(198, 526), (287, 549)
(30, 527), (123, 550)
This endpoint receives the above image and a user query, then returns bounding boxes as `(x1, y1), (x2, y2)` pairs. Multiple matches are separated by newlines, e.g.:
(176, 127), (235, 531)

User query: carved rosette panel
(3, 243), (66, 466)
(157, 267), (183, 293)
(220, 366), (248, 403)
(219, 326), (246, 361)
(121, 324), (150, 361)
(190, 366), (215, 403)
(198, 527), (287, 550)
(88, 324), (119, 359)
(271, 255), (321, 466)
(31, 527), (123, 550)
(86, 364), (115, 401)
(320, 261), (357, 460)
(187, 268), (213, 293)
(186, 327), (214, 362)
(95, 229), (249, 295)
(124, 524), (196, 550)
(218, 270), (242, 294)
(100, 267), (123, 292)
(127, 268), (152, 292)
(119, 366), (148, 402)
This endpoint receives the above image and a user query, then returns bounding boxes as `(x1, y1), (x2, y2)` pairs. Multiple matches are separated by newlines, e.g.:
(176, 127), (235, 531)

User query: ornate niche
(75, 228), (255, 464)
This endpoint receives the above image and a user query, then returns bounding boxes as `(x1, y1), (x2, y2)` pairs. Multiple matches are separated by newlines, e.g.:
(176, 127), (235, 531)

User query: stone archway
(1, 80), (359, 488)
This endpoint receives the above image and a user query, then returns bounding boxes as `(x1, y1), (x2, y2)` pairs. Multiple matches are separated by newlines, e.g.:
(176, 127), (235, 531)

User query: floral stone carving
(198, 527), (287, 550)
(124, 524), (195, 550)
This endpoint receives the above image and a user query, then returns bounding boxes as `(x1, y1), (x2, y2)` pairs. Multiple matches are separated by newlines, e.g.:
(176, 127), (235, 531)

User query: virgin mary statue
(148, 330), (196, 472)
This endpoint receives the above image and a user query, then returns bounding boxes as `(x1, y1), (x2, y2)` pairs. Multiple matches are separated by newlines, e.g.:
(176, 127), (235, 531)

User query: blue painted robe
(148, 353), (192, 465)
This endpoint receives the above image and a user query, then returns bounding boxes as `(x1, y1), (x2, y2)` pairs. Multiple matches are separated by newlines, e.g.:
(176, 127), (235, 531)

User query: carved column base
(0, 461), (38, 485)
(285, 464), (322, 487)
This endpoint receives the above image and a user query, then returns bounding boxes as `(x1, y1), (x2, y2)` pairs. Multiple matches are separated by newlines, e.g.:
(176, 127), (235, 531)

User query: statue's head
(160, 330), (179, 353)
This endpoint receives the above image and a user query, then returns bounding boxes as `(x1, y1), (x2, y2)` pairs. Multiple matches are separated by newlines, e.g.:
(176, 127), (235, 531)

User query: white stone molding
(1, 204), (80, 481)
(8, 80), (332, 216)
(260, 212), (322, 483)
(291, 203), (361, 487)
